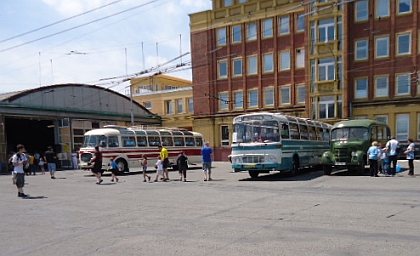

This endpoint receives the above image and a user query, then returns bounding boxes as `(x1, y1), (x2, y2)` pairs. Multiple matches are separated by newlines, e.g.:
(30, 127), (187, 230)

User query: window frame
(218, 60), (228, 79)
(396, 32), (411, 56)
(246, 22), (257, 41)
(233, 91), (243, 109)
(176, 98), (183, 114)
(355, 0), (368, 21)
(262, 18), (273, 38)
(263, 53), (274, 73)
(375, 36), (390, 59)
(296, 13), (305, 32)
(264, 87), (275, 106)
(396, 113), (410, 141)
(279, 50), (291, 71)
(396, 73), (411, 96)
(248, 89), (259, 108)
(219, 92), (229, 111)
(279, 16), (290, 35)
(397, 0), (412, 15)
(232, 58), (243, 77)
(355, 39), (368, 60)
(232, 24), (242, 44)
(247, 55), (258, 75)
(375, 75), (389, 98)
(280, 85), (291, 105)
(217, 27), (227, 46)
(296, 84), (306, 104)
(355, 77), (368, 99)
(376, 0), (390, 18)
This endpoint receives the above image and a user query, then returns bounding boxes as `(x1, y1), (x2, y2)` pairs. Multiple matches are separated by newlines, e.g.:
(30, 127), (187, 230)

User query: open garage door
(5, 117), (55, 156)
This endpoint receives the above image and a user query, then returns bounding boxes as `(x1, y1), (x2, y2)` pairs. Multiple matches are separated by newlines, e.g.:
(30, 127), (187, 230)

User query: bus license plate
(335, 162), (345, 165)
(245, 164), (256, 168)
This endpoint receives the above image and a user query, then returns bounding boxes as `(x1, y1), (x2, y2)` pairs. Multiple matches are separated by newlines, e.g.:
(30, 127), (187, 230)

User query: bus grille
(334, 148), (350, 162)
(243, 156), (264, 163)
(81, 153), (93, 162)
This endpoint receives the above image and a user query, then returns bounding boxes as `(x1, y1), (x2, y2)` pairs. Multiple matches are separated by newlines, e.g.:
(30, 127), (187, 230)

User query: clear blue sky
(0, 0), (212, 94)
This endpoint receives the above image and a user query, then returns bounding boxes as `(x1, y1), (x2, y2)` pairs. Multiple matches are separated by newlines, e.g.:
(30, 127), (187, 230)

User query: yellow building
(131, 75), (194, 130)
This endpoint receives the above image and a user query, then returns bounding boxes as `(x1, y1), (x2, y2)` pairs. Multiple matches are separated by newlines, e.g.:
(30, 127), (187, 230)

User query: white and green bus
(229, 113), (332, 178)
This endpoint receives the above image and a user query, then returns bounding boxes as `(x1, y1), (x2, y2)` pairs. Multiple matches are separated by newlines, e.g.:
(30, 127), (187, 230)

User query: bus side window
(281, 124), (289, 139)
(137, 136), (147, 147)
(185, 137), (195, 146)
(122, 136), (136, 147)
(308, 126), (316, 140)
(195, 137), (203, 146)
(174, 137), (185, 146)
(300, 125), (308, 140)
(148, 136), (160, 146)
(162, 137), (173, 146)
(108, 136), (119, 147)
(289, 123), (300, 139)
(316, 127), (323, 141)
(99, 135), (107, 147)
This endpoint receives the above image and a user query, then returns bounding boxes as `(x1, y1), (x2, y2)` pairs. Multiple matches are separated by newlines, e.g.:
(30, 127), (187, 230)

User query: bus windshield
(82, 135), (107, 147)
(331, 127), (368, 141)
(233, 120), (280, 143)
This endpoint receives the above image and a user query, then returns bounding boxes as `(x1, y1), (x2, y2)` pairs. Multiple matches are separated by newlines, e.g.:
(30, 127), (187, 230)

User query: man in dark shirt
(89, 145), (103, 184)
(44, 146), (57, 179)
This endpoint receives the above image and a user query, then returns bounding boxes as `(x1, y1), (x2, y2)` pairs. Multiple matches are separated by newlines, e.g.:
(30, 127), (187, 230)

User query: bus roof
(84, 126), (202, 137)
(332, 119), (387, 129)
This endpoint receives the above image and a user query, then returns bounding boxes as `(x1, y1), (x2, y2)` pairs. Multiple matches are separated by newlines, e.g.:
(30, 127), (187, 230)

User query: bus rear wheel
(249, 170), (259, 178)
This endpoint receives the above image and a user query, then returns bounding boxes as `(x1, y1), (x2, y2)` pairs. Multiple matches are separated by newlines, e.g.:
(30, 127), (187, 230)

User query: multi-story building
(190, 0), (420, 160)
(130, 74), (194, 130)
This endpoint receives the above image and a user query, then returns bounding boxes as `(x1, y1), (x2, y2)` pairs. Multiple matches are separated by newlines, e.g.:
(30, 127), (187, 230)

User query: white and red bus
(79, 125), (204, 172)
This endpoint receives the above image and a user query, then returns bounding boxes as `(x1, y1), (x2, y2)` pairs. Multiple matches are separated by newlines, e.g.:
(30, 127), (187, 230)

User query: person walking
(140, 154), (151, 182)
(158, 144), (169, 181)
(89, 145), (103, 184)
(176, 151), (188, 182)
(154, 156), (164, 182)
(201, 141), (213, 181)
(108, 157), (119, 182)
(385, 137), (400, 177)
(367, 141), (380, 177)
(72, 151), (79, 170)
(12, 144), (29, 198)
(33, 151), (41, 174)
(404, 138), (415, 176)
(38, 154), (46, 175)
(44, 146), (57, 179)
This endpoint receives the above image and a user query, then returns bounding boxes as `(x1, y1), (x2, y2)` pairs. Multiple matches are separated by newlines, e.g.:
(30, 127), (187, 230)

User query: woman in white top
(404, 138), (415, 176)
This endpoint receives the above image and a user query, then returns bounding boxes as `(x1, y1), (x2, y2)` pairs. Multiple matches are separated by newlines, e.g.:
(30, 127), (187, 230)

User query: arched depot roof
(0, 83), (161, 124)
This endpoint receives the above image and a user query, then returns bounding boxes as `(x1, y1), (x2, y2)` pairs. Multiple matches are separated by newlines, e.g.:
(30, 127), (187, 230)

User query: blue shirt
(110, 161), (117, 169)
(367, 146), (379, 160)
(201, 146), (212, 162)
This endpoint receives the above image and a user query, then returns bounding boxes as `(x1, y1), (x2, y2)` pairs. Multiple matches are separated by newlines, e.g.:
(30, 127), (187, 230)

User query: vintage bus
(229, 113), (332, 178)
(79, 125), (204, 172)
(321, 119), (391, 175)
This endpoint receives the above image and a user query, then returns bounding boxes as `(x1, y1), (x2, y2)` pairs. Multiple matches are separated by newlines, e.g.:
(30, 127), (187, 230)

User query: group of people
(367, 137), (415, 177)
(90, 142), (214, 185)
(11, 145), (59, 198)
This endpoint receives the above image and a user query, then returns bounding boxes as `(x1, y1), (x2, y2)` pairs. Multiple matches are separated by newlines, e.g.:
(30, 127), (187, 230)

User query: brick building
(190, 0), (420, 160)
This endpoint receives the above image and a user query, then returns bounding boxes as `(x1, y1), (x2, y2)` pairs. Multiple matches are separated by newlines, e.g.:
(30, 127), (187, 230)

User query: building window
(280, 86), (290, 105)
(355, 78), (368, 99)
(397, 33), (411, 55)
(279, 51), (291, 70)
(375, 36), (389, 58)
(221, 125), (230, 146)
(217, 27), (227, 46)
(355, 0), (368, 21)
(218, 60), (228, 79)
(297, 84), (306, 103)
(234, 91), (243, 109)
(396, 73), (411, 95)
(375, 115), (388, 124)
(296, 49), (305, 68)
(187, 98), (194, 113)
(417, 113), (420, 140)
(232, 58), (243, 77)
(297, 13), (305, 32)
(232, 25), (242, 43)
(224, 0), (233, 7)
(355, 39), (368, 60)
(165, 100), (174, 114)
(247, 55), (257, 75)
(262, 18), (273, 38)
(319, 96), (335, 119)
(219, 93), (229, 110)
(248, 90), (258, 108)
(239, 0), (247, 3)
(318, 18), (335, 43)
(265, 87), (274, 106)
(376, 0), (390, 18)
(176, 99), (183, 114)
(263, 53), (274, 73)
(279, 16), (290, 35)
(318, 58), (335, 81)
(375, 76), (389, 97)
(144, 101), (152, 109)
(396, 114), (409, 141)
(247, 22), (257, 41)
(398, 0), (412, 14)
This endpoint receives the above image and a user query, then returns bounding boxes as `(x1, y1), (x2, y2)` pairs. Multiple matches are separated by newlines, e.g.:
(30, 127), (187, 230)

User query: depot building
(0, 83), (161, 171)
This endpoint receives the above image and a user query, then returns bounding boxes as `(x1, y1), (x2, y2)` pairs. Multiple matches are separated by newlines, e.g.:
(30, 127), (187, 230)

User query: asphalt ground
(1, 160), (420, 256)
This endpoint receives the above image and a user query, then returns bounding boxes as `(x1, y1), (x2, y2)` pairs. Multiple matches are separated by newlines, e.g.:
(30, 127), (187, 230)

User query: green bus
(321, 119), (391, 175)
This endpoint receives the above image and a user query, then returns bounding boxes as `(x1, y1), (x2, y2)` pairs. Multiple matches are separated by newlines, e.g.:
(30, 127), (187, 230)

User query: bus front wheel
(249, 170), (259, 178)
(323, 165), (332, 175)
(116, 159), (128, 173)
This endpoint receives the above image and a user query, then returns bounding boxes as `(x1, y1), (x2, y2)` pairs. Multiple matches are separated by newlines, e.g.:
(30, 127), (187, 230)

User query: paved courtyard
(1, 161), (420, 256)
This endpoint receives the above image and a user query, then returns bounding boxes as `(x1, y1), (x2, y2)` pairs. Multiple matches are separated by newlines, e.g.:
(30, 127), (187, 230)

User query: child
(140, 154), (151, 182)
(176, 151), (188, 182)
(154, 156), (164, 182)
(39, 157), (45, 175)
(108, 157), (119, 182)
